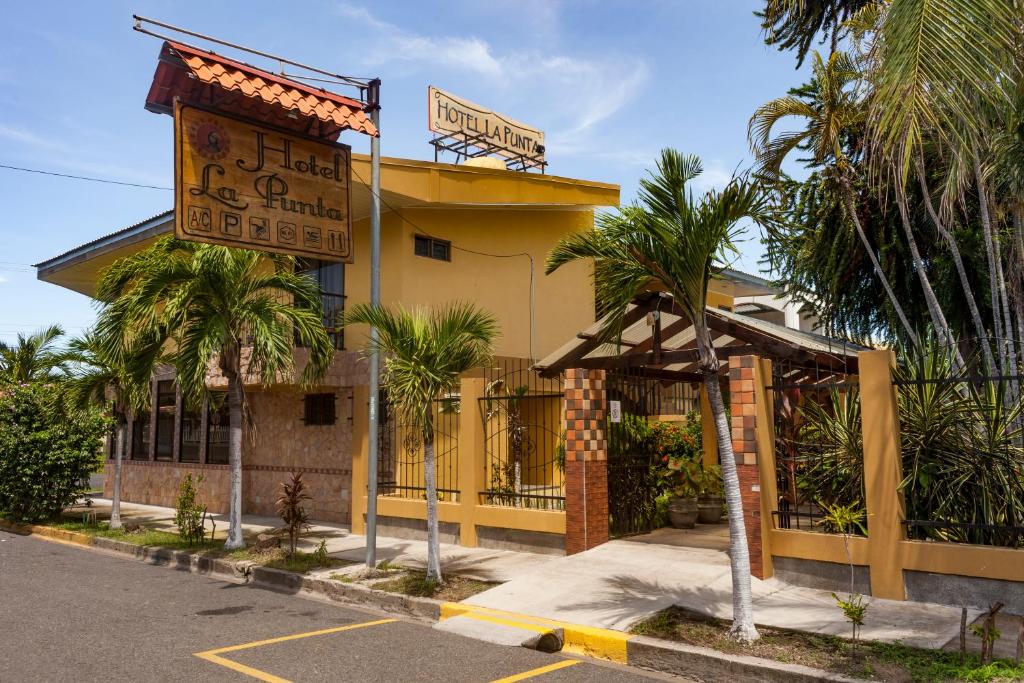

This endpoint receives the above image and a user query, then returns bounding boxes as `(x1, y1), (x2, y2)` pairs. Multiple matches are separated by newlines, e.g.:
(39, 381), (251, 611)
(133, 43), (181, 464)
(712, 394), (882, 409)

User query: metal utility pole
(365, 80), (382, 569)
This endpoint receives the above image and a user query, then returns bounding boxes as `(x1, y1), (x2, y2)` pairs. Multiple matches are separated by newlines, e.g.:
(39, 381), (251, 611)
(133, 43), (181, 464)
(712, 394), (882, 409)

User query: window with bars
(154, 380), (176, 461)
(304, 393), (336, 426)
(414, 235), (451, 261)
(296, 258), (345, 350)
(206, 394), (230, 464)
(131, 411), (151, 460)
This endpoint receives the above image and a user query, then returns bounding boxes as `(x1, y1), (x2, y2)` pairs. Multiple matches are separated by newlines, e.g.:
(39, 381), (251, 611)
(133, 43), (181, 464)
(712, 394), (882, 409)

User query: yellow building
(36, 154), (619, 526)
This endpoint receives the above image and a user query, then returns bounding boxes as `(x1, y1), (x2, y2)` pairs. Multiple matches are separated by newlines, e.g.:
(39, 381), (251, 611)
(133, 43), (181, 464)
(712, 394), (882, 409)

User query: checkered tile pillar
(730, 356), (765, 578)
(563, 368), (609, 555)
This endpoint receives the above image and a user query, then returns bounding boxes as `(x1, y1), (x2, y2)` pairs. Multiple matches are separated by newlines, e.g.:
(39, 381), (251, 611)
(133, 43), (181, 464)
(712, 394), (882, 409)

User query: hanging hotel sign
(428, 86), (545, 163)
(174, 102), (353, 262)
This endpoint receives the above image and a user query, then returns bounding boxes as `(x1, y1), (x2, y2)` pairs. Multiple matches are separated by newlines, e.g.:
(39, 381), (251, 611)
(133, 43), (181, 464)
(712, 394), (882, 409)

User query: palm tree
(342, 303), (497, 582)
(96, 237), (334, 549)
(749, 50), (918, 342)
(546, 149), (765, 642)
(62, 330), (161, 529)
(0, 324), (66, 383)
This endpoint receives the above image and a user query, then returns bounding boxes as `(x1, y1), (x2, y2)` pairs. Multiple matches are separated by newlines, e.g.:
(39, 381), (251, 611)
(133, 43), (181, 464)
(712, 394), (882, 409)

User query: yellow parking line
(194, 652), (290, 683)
(490, 659), (580, 682)
(193, 618), (396, 682)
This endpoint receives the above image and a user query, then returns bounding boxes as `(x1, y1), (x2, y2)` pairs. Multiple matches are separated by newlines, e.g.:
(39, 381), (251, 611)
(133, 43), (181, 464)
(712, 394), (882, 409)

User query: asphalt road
(0, 530), (675, 682)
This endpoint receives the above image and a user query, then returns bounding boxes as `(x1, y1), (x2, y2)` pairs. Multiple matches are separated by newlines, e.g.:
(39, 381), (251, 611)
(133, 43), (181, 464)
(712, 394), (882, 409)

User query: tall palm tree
(0, 324), (66, 383)
(546, 149), (765, 643)
(749, 50), (918, 342)
(62, 330), (162, 529)
(97, 237), (334, 549)
(342, 303), (496, 582)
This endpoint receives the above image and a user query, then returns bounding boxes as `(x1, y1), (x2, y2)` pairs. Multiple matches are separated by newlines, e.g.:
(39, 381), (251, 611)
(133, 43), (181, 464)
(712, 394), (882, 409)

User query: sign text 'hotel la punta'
(174, 102), (353, 263)
(428, 86), (545, 163)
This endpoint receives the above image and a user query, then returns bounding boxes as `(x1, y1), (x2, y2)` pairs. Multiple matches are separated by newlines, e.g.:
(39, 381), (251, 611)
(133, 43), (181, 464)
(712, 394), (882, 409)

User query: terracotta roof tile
(145, 40), (377, 140)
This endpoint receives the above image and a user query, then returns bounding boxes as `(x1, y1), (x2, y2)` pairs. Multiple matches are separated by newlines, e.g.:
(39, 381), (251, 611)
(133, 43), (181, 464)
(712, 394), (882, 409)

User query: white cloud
(691, 159), (737, 193)
(0, 275), (8, 284)
(335, 3), (649, 159)
(0, 124), (62, 151)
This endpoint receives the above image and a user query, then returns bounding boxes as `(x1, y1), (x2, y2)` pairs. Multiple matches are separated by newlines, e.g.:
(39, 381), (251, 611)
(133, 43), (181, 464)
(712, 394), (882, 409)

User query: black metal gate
(606, 369), (663, 536)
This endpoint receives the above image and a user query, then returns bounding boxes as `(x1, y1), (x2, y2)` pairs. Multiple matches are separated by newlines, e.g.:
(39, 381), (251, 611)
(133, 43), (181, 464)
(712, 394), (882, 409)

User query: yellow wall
(344, 207), (594, 360)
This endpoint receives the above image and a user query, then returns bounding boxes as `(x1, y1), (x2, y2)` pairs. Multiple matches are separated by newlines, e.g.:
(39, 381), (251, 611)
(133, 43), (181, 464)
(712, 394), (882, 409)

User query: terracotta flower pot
(697, 495), (725, 524)
(668, 496), (699, 529)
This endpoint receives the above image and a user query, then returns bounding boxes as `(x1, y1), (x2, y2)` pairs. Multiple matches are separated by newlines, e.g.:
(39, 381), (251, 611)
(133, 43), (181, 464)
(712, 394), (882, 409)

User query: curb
(0, 518), (442, 622)
(627, 635), (862, 683)
(440, 602), (632, 663)
(2, 520), (861, 682)
(249, 566), (443, 622)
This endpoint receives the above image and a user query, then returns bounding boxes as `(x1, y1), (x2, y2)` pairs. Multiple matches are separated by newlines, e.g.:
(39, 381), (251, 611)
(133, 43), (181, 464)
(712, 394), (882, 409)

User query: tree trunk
(694, 317), (759, 642)
(225, 372), (245, 550)
(839, 178), (917, 343)
(895, 188), (959, 356)
(423, 429), (442, 583)
(975, 156), (1011, 375)
(109, 416), (126, 530)
(917, 162), (995, 373)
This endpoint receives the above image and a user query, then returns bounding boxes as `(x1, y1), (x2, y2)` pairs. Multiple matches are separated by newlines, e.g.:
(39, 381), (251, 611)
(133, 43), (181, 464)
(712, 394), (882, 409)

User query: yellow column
(699, 384), (719, 468)
(752, 358), (778, 579)
(859, 350), (907, 600)
(351, 385), (369, 535)
(457, 377), (486, 547)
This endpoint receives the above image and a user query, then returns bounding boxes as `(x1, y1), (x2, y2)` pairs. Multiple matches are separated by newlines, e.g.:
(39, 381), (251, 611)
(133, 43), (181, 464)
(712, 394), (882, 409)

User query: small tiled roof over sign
(145, 40), (378, 140)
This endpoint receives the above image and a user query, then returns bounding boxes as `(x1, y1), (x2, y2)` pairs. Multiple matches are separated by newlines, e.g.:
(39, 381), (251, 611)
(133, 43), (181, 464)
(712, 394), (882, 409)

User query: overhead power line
(0, 163), (172, 190)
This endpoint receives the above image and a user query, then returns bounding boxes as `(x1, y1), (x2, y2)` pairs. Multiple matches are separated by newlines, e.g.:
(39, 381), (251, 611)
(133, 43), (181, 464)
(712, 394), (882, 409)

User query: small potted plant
(664, 456), (702, 528)
(697, 464), (725, 524)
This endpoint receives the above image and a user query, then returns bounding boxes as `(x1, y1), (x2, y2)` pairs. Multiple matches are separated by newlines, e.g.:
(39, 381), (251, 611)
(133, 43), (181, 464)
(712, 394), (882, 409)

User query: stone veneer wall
(104, 351), (365, 525)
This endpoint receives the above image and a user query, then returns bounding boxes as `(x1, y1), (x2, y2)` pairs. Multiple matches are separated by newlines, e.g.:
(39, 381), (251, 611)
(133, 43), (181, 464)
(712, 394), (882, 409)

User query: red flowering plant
(651, 421), (703, 498)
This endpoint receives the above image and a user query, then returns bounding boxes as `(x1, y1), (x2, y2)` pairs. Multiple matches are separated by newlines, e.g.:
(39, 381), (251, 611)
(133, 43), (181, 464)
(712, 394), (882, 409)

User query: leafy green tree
(0, 325), (66, 383)
(546, 149), (766, 642)
(62, 330), (160, 529)
(750, 50), (919, 341)
(96, 237), (334, 549)
(759, 0), (870, 66)
(342, 303), (496, 583)
(0, 382), (109, 522)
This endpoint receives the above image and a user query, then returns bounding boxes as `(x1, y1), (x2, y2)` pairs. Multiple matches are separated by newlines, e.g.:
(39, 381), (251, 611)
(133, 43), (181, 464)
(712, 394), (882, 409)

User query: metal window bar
(480, 358), (566, 511)
(771, 358), (865, 534)
(893, 342), (1024, 547)
(377, 390), (460, 502)
(605, 368), (702, 537)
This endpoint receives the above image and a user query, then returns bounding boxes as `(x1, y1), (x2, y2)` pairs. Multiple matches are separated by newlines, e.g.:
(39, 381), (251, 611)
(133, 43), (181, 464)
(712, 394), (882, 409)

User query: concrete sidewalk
(85, 499), (975, 649)
(465, 537), (979, 650)
(86, 499), (556, 583)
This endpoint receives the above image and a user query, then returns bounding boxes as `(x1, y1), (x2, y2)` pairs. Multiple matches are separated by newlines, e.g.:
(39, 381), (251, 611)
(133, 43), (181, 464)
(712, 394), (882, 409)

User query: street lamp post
(365, 81), (381, 568)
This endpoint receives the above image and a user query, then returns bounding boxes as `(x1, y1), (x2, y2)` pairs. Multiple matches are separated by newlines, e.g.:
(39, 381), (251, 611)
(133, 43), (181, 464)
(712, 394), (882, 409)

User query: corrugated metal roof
(33, 210), (173, 270)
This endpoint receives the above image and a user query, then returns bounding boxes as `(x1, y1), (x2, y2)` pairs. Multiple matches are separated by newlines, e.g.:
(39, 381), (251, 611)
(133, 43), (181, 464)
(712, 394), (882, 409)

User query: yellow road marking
(194, 652), (290, 683)
(490, 660), (580, 682)
(459, 611), (559, 635)
(193, 618), (396, 682)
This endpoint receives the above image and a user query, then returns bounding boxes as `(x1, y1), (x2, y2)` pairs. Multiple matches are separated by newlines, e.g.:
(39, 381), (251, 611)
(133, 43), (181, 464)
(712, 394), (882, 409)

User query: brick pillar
(563, 368), (609, 555)
(730, 356), (766, 579)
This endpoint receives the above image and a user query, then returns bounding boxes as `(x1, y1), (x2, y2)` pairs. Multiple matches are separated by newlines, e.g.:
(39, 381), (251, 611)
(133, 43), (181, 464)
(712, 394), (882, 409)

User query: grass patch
(48, 519), (220, 552)
(207, 545), (352, 574)
(631, 607), (1024, 682)
(375, 570), (496, 602)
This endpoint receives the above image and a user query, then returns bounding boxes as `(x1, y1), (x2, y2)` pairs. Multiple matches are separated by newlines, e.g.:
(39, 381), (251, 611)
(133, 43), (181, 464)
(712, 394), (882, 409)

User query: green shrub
(175, 473), (206, 546)
(0, 382), (109, 522)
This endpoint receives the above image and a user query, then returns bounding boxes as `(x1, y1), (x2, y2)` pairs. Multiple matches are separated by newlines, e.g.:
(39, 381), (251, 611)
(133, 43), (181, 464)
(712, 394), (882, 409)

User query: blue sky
(0, 1), (809, 344)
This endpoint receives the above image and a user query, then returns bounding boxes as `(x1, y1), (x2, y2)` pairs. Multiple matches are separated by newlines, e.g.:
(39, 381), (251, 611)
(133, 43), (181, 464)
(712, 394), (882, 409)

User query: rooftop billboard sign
(428, 86), (545, 165)
(174, 103), (353, 262)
